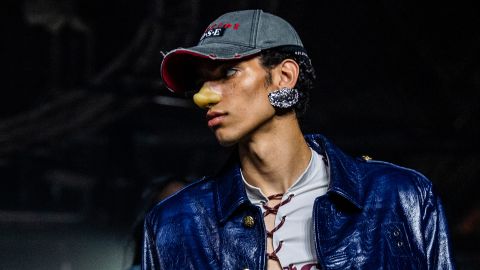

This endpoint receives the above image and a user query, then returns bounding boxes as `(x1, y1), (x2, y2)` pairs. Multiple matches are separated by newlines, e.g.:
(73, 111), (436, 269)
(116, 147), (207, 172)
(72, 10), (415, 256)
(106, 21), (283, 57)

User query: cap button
(243, 216), (255, 228)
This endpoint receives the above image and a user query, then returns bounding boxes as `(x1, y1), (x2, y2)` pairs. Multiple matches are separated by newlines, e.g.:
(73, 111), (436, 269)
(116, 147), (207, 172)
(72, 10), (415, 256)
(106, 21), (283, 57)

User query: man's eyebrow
(196, 61), (239, 81)
(213, 61), (238, 71)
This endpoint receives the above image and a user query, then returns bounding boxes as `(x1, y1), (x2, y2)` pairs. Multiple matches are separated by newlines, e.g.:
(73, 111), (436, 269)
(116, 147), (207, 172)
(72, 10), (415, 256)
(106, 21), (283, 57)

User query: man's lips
(206, 111), (227, 128)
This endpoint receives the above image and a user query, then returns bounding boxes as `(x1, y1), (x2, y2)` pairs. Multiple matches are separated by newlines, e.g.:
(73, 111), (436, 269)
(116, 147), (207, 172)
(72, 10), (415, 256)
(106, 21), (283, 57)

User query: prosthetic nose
(193, 84), (222, 109)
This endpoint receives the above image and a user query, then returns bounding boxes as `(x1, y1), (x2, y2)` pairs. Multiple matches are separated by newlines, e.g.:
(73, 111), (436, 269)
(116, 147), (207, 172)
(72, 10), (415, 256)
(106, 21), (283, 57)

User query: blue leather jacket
(143, 134), (455, 269)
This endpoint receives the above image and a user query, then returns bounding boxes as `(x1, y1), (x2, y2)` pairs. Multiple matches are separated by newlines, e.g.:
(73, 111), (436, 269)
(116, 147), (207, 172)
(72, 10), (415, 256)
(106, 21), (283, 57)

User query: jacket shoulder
(143, 177), (222, 269)
(360, 158), (434, 201)
(145, 176), (216, 231)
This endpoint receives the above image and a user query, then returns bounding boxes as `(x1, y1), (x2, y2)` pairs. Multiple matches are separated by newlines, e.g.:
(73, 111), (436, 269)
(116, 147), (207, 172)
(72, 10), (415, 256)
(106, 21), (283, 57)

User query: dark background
(0, 0), (479, 269)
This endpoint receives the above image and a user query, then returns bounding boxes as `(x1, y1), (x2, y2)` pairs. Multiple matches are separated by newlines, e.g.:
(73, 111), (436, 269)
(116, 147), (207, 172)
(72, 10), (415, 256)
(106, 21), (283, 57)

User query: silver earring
(268, 87), (299, 109)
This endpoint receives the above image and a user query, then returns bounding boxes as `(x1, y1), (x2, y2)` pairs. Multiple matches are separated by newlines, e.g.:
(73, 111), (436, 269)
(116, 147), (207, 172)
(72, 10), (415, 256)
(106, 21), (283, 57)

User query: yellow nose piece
(193, 86), (222, 109)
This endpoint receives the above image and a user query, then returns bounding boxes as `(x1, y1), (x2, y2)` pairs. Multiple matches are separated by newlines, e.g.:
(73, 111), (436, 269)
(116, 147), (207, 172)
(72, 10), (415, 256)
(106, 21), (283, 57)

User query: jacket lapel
(214, 158), (252, 224)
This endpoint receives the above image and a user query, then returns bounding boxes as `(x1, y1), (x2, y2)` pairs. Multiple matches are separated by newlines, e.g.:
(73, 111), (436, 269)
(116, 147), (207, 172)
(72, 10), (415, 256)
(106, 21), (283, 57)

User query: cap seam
(290, 26), (301, 45)
(250, 10), (260, 48)
(256, 43), (302, 49)
(197, 41), (256, 49)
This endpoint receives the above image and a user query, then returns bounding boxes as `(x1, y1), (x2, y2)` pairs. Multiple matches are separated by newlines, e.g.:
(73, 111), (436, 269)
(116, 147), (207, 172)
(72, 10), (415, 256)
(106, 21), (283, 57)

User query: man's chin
(216, 137), (238, 147)
(214, 131), (239, 147)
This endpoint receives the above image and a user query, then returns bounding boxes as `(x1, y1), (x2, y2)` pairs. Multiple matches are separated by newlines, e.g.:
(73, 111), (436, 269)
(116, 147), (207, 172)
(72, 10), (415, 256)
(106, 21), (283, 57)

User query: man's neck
(238, 115), (311, 196)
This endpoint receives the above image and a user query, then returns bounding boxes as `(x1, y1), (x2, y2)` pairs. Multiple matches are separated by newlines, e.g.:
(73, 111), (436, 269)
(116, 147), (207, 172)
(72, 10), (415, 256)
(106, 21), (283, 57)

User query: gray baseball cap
(161, 9), (305, 94)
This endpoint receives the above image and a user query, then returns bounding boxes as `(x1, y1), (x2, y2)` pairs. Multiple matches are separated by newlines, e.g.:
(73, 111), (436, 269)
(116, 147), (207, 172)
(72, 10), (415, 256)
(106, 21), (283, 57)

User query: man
(143, 9), (455, 270)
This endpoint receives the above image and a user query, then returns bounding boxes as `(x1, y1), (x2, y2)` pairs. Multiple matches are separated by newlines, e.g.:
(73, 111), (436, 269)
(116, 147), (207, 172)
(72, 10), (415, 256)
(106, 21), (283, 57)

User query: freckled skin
(198, 57), (277, 146)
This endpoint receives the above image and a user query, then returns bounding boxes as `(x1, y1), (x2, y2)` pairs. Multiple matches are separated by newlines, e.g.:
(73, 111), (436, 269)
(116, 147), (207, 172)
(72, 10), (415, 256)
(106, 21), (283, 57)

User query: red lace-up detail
(266, 216), (286, 238)
(267, 240), (283, 261)
(263, 193), (295, 263)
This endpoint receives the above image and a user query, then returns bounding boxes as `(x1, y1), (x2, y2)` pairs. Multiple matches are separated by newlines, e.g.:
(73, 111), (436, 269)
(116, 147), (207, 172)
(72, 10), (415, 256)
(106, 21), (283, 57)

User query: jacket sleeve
(422, 185), (456, 270)
(142, 215), (161, 270)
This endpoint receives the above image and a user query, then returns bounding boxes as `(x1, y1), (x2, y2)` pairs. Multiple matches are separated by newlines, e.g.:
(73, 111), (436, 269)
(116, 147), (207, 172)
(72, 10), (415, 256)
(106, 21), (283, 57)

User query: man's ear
(274, 59), (300, 89)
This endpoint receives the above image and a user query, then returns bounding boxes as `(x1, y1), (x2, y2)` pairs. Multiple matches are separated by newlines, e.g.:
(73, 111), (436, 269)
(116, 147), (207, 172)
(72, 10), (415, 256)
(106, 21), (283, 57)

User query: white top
(241, 148), (329, 269)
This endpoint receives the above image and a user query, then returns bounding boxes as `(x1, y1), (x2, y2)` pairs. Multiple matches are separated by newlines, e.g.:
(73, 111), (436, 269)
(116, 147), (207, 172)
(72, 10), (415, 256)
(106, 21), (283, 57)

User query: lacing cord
(263, 193), (295, 264)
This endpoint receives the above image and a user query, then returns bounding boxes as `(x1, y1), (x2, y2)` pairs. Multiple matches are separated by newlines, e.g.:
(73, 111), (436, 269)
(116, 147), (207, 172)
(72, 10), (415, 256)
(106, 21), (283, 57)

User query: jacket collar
(214, 159), (250, 224)
(214, 134), (365, 223)
(305, 134), (365, 209)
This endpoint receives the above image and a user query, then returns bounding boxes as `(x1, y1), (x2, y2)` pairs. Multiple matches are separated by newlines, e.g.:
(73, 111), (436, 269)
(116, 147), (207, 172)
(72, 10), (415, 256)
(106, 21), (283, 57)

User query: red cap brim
(161, 49), (212, 94)
(160, 46), (261, 94)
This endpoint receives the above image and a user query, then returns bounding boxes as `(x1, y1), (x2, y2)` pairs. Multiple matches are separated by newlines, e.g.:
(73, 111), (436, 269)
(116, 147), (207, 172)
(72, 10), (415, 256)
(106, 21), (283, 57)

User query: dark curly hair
(259, 46), (316, 117)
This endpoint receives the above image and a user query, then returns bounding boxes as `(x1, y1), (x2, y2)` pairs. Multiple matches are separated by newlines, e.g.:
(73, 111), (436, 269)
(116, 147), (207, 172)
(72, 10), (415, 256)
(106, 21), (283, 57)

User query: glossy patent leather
(143, 134), (455, 270)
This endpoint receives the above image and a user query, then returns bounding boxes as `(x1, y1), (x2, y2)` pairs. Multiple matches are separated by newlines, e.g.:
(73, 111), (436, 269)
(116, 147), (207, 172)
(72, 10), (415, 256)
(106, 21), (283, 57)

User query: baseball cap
(160, 9), (305, 94)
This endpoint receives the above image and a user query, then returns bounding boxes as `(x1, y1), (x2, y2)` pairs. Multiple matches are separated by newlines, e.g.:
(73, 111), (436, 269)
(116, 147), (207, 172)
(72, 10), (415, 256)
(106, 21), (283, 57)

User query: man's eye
(225, 68), (237, 77)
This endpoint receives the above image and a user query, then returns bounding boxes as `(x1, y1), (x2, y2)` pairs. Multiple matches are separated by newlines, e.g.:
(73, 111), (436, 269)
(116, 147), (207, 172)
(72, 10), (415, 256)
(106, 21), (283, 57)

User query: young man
(143, 10), (455, 270)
